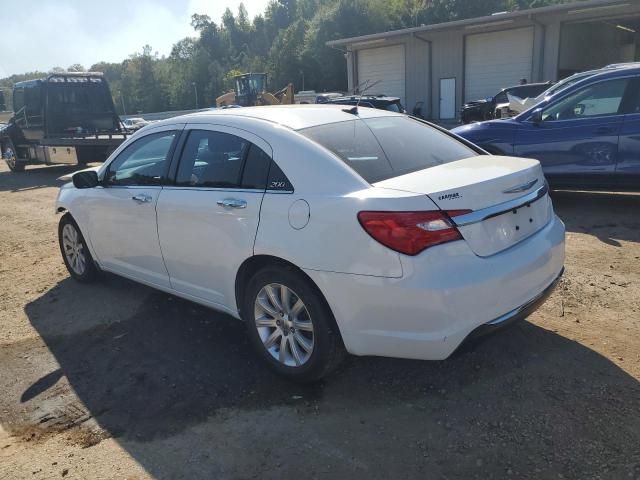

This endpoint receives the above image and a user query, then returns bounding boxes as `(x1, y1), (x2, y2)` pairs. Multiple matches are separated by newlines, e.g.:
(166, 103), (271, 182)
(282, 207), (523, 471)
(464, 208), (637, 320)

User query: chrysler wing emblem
(502, 179), (538, 194)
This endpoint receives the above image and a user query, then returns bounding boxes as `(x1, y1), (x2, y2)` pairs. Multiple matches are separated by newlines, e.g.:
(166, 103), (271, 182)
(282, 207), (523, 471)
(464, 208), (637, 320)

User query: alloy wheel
(62, 223), (86, 275)
(254, 283), (314, 367)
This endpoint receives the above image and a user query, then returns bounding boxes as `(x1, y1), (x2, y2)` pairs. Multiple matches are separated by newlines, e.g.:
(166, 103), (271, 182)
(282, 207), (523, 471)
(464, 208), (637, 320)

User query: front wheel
(2, 140), (25, 172)
(244, 266), (345, 382)
(58, 214), (98, 282)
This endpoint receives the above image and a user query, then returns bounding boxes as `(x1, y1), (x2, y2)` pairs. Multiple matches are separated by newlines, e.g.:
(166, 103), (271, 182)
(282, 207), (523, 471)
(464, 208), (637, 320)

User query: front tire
(243, 266), (345, 382)
(2, 139), (25, 172)
(58, 214), (97, 282)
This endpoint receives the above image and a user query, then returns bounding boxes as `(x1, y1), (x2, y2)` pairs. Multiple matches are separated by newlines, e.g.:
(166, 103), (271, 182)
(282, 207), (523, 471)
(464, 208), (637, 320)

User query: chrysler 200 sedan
(56, 105), (565, 381)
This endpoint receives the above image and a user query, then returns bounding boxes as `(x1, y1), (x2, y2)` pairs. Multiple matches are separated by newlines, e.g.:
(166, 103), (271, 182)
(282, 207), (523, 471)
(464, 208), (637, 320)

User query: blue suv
(452, 67), (640, 190)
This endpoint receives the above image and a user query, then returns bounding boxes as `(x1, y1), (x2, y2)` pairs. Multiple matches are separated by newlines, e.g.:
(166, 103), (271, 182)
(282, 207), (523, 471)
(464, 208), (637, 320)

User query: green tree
(2, 0), (577, 112)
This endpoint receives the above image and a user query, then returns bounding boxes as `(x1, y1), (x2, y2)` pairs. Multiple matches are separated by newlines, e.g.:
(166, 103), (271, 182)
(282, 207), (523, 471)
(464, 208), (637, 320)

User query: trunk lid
(373, 156), (552, 257)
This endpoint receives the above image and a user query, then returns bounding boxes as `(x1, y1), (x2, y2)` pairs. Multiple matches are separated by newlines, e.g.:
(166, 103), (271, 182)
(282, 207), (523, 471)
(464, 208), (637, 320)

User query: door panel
(157, 188), (264, 307)
(618, 113), (640, 188)
(514, 117), (622, 178)
(84, 186), (169, 287)
(84, 127), (180, 287)
(439, 78), (456, 119)
(514, 78), (630, 185)
(156, 125), (272, 311)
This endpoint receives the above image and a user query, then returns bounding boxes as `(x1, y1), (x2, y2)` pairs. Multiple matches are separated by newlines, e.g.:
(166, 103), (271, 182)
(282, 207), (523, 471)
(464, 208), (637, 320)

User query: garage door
(464, 27), (534, 102)
(357, 45), (405, 104)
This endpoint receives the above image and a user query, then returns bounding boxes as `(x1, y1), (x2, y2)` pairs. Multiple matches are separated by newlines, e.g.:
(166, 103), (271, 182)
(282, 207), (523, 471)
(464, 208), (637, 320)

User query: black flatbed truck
(0, 72), (128, 172)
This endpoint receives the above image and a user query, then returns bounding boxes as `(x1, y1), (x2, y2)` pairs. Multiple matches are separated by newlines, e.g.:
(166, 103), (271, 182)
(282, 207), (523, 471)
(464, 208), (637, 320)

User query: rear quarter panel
(254, 188), (439, 278)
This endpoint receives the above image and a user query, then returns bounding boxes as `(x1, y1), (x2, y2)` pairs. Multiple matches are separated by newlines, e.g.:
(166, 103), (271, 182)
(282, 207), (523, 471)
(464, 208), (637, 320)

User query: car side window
(542, 79), (629, 121)
(494, 92), (507, 104)
(176, 130), (250, 188)
(106, 131), (176, 186)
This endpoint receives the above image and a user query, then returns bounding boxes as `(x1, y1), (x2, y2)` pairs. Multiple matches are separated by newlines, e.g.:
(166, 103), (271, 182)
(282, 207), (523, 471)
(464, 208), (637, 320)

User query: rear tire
(243, 266), (345, 382)
(58, 214), (98, 283)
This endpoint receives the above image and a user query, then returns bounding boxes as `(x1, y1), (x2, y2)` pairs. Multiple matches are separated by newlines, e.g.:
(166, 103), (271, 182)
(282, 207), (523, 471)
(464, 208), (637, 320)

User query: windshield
(385, 102), (404, 113)
(543, 73), (593, 98)
(299, 116), (478, 183)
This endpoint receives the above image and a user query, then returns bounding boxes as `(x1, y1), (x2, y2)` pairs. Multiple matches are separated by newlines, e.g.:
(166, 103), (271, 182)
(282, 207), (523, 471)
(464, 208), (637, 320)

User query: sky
(0, 0), (271, 78)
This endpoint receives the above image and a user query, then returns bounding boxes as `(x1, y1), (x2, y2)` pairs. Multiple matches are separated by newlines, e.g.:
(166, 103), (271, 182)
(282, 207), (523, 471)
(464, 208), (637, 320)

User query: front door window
(542, 79), (629, 121)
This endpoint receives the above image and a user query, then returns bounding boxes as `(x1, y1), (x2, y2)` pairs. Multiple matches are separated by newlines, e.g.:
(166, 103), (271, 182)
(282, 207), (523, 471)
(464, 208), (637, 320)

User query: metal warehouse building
(327, 0), (640, 120)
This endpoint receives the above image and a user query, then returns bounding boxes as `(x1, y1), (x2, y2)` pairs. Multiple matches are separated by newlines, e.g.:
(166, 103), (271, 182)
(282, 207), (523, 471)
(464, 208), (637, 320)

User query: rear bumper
(305, 214), (565, 361)
(456, 266), (563, 352)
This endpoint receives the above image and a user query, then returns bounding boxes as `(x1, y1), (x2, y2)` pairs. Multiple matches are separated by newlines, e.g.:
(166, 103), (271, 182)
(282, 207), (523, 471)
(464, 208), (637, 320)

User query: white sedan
(56, 105), (565, 381)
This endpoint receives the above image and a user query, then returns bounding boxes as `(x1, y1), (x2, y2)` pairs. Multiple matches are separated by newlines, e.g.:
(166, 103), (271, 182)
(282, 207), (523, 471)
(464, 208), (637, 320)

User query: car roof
(502, 82), (551, 91)
(156, 104), (399, 130)
(572, 65), (640, 84)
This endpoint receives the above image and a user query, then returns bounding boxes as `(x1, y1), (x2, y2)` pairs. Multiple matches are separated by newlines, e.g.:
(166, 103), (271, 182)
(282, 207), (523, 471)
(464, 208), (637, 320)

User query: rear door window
(175, 129), (290, 191)
(299, 116), (477, 183)
(240, 145), (271, 189)
(176, 130), (249, 188)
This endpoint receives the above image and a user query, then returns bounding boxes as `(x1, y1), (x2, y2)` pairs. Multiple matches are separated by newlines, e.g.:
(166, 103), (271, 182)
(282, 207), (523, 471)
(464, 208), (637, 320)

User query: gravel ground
(0, 162), (639, 480)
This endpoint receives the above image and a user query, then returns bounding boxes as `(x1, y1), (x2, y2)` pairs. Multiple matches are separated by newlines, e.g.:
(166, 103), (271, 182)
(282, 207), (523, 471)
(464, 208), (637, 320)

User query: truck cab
(0, 72), (127, 172)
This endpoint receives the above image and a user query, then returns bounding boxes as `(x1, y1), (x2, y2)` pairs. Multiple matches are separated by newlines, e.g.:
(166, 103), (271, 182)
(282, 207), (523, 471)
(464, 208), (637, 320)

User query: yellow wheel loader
(215, 73), (294, 107)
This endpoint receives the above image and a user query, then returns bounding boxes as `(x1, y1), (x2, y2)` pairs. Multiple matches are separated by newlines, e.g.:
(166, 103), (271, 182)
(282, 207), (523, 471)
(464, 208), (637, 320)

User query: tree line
(1, 0), (575, 115)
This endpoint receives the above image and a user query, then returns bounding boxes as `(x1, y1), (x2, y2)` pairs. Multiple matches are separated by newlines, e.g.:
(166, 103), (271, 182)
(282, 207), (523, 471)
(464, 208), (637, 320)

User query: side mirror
(72, 170), (99, 189)
(531, 108), (543, 125)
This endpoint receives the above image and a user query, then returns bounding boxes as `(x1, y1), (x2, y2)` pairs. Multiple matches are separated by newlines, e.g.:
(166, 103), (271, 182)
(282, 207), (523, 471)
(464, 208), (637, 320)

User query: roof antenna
(342, 79), (380, 115)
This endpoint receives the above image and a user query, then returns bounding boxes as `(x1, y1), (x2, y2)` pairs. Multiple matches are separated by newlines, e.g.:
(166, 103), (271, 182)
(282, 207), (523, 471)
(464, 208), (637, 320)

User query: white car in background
(56, 105), (565, 381)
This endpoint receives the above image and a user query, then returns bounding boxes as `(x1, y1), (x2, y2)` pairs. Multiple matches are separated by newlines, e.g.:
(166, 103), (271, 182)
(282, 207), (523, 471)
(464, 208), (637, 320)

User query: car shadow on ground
(0, 164), (91, 193)
(551, 189), (640, 246)
(4, 273), (639, 478)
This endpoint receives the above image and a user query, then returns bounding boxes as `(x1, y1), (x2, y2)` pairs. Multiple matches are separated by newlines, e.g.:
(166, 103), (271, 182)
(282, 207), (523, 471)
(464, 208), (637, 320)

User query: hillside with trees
(0, 0), (579, 114)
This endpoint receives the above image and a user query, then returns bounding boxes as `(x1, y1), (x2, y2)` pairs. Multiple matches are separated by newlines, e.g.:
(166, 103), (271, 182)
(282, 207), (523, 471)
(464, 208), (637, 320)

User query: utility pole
(192, 82), (199, 109)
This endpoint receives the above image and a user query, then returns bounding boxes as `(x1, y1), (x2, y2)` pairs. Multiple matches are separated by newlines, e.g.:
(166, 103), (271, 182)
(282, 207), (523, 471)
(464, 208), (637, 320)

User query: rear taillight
(357, 210), (469, 256)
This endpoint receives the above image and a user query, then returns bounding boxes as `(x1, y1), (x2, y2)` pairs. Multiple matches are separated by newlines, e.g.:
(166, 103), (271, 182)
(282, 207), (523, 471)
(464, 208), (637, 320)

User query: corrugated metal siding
(343, 2), (640, 120)
(405, 35), (430, 116)
(357, 44), (406, 103)
(464, 27), (535, 101)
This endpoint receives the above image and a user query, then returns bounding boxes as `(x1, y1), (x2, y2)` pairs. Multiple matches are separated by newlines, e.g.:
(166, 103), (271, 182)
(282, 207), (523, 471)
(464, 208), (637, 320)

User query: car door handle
(132, 194), (152, 203)
(594, 126), (615, 135)
(217, 198), (247, 209)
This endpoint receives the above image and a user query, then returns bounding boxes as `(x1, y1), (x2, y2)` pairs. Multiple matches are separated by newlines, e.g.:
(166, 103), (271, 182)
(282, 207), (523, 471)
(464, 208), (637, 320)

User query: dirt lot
(0, 161), (639, 480)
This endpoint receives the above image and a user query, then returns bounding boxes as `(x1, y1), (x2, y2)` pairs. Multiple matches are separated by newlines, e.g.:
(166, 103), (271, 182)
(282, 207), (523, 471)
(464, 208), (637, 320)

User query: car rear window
(299, 116), (478, 183)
